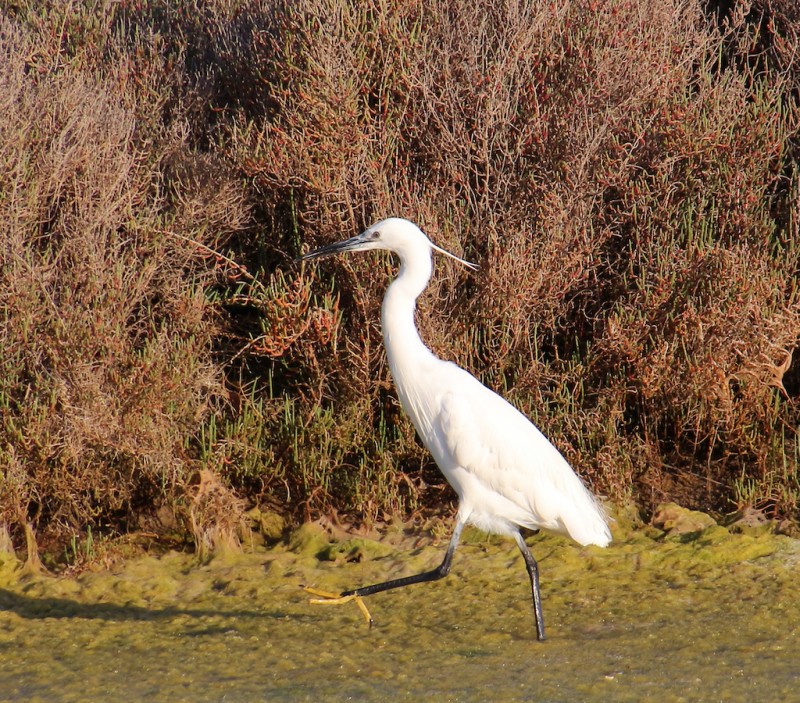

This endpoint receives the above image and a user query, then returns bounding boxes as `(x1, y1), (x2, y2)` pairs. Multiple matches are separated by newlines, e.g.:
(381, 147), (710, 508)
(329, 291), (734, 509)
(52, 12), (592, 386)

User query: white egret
(300, 217), (611, 641)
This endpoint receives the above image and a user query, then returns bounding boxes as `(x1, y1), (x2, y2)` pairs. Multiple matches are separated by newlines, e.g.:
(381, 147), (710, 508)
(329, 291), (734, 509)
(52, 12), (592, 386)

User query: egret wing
(435, 367), (610, 546)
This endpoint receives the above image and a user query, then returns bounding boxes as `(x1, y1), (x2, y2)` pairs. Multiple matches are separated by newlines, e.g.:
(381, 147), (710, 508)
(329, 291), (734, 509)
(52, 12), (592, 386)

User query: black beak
(296, 234), (366, 264)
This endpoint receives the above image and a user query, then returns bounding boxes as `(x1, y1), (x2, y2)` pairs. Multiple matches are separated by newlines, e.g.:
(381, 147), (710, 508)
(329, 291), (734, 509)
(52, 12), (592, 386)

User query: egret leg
(342, 518), (465, 598)
(308, 518), (466, 624)
(514, 531), (546, 641)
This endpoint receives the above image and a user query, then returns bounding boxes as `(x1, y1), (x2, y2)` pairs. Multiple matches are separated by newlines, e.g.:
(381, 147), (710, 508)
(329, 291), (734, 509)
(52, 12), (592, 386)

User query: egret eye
(368, 230), (381, 240)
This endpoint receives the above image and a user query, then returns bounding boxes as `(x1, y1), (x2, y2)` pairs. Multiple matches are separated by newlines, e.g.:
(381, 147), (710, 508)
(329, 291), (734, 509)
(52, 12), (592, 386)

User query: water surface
(0, 515), (797, 702)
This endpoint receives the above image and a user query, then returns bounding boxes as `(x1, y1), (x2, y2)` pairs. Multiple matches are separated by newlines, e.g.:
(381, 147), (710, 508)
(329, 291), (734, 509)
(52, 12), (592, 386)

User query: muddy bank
(0, 507), (798, 702)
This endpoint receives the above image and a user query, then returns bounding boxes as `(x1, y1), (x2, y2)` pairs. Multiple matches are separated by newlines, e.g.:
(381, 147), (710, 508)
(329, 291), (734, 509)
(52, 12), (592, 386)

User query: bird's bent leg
(514, 531), (546, 641)
(306, 519), (465, 625)
(341, 518), (466, 598)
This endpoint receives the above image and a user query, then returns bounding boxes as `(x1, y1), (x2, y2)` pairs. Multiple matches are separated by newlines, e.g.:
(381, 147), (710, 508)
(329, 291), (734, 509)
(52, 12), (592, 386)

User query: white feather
(372, 218), (611, 548)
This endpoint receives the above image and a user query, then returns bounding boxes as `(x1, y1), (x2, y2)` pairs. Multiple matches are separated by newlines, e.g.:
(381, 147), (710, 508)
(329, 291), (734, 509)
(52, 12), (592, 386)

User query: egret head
(300, 217), (478, 271)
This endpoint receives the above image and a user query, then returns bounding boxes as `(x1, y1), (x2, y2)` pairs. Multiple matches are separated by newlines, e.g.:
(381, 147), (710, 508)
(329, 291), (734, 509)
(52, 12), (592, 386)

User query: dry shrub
(216, 0), (799, 518)
(0, 12), (249, 557)
(188, 469), (246, 559)
(2, 0), (799, 556)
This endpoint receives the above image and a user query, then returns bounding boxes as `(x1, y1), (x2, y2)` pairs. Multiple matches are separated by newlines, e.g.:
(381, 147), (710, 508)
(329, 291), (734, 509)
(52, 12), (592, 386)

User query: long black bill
(297, 234), (366, 263)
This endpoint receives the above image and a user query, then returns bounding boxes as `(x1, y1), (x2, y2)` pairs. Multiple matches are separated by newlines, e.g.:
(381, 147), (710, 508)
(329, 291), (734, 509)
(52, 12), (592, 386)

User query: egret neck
(380, 248), (440, 435)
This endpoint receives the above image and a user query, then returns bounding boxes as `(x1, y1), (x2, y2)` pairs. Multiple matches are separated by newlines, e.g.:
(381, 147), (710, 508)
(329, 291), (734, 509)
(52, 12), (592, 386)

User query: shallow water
(0, 517), (798, 702)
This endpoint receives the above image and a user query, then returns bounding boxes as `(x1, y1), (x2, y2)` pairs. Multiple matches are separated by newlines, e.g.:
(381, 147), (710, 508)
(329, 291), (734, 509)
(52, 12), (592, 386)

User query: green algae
(0, 513), (798, 702)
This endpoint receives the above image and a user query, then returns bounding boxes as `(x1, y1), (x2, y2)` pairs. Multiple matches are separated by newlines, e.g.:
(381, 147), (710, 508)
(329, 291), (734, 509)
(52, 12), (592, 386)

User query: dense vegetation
(1, 0), (798, 563)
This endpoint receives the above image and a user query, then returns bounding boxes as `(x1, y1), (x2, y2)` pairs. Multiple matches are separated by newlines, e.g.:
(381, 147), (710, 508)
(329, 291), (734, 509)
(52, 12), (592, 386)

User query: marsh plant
(1, 0), (798, 561)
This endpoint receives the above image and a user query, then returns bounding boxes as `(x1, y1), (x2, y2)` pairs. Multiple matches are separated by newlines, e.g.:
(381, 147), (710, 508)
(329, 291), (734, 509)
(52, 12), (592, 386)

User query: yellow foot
(303, 586), (374, 626)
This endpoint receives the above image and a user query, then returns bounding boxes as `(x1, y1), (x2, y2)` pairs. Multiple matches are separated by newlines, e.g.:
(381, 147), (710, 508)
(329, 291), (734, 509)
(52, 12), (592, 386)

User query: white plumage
(302, 216), (610, 640)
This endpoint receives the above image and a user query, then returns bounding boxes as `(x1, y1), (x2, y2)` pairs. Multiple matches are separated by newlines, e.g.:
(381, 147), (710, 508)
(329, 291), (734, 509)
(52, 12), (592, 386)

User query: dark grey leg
(342, 517), (465, 598)
(514, 531), (546, 641)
